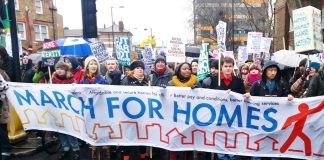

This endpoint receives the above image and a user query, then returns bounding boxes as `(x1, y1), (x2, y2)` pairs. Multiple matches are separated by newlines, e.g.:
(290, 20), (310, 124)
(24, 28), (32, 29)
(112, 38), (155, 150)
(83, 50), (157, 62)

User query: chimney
(104, 24), (106, 29)
(119, 21), (124, 32)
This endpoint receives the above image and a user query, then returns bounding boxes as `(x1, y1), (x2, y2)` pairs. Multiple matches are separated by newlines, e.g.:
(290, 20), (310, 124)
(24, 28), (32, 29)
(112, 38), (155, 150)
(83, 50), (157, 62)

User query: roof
(64, 24), (132, 37)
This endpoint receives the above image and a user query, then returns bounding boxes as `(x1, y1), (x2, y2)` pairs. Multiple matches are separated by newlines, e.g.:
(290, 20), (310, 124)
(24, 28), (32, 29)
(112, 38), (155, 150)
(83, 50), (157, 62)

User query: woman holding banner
(168, 62), (200, 160)
(51, 61), (80, 160)
(121, 60), (150, 159)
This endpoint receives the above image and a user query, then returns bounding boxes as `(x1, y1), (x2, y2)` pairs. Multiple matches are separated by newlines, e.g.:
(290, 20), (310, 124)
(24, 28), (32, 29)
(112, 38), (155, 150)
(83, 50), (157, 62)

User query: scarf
(86, 74), (95, 84)
(133, 74), (145, 82)
(172, 75), (197, 87)
(52, 73), (75, 84)
(155, 67), (166, 75)
(248, 74), (261, 86)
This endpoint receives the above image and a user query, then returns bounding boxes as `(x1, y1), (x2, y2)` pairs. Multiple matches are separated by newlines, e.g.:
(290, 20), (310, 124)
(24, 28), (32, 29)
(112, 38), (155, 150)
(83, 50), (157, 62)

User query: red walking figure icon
(280, 102), (324, 156)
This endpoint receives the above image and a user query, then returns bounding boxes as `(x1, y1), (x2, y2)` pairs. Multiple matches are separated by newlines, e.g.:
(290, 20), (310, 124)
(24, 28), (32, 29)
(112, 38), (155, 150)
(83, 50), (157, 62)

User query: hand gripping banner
(5, 82), (324, 159)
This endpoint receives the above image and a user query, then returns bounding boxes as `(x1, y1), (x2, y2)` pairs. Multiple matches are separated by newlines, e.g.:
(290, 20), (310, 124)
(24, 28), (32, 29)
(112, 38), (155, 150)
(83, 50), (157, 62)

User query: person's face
(255, 60), (262, 66)
(210, 67), (218, 75)
(180, 64), (191, 78)
(134, 67), (144, 77)
(191, 62), (198, 73)
(299, 66), (306, 72)
(22, 57), (29, 64)
(124, 67), (130, 74)
(88, 60), (98, 74)
(32, 64), (38, 72)
(309, 67), (316, 76)
(56, 68), (66, 76)
(65, 59), (72, 68)
(250, 69), (259, 75)
(106, 60), (117, 72)
(266, 67), (277, 80)
(156, 60), (166, 70)
(222, 62), (233, 76)
(241, 68), (248, 75)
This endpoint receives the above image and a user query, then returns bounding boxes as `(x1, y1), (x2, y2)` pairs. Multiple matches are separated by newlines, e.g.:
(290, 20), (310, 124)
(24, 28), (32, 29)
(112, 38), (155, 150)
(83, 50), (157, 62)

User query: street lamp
(111, 5), (124, 55)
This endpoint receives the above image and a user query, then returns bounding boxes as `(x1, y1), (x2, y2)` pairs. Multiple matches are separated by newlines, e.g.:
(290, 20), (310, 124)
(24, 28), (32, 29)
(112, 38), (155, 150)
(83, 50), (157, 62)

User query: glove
(301, 68), (310, 81)
(191, 85), (198, 89)
(160, 84), (167, 88)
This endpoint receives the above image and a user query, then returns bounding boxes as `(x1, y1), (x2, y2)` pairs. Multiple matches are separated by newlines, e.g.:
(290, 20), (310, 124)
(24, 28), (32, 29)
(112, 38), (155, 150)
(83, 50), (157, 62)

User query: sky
(55, 0), (194, 46)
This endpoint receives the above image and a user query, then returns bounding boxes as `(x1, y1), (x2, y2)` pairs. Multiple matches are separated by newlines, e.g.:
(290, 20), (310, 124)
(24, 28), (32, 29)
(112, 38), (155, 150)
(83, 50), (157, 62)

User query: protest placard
(197, 43), (210, 81)
(144, 44), (155, 65)
(41, 41), (61, 66)
(90, 42), (108, 64)
(6, 83), (324, 159)
(166, 37), (185, 63)
(115, 36), (131, 66)
(238, 46), (248, 62)
(293, 6), (322, 53)
(216, 21), (227, 51)
(260, 37), (272, 53)
(247, 32), (262, 54)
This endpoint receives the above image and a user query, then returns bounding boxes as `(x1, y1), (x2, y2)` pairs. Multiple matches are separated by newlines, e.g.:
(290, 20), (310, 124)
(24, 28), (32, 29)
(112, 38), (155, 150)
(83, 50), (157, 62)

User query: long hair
(0, 45), (9, 60)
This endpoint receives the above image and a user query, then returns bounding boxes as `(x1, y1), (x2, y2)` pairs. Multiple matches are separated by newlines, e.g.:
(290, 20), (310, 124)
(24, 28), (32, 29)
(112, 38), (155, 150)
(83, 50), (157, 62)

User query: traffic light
(81, 0), (97, 38)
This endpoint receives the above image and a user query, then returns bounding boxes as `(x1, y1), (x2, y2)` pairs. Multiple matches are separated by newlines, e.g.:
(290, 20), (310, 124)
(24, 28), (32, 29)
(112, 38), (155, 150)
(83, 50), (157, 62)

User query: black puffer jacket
(121, 75), (149, 86)
(21, 59), (34, 82)
(250, 61), (289, 97)
(151, 69), (172, 87)
(105, 70), (122, 85)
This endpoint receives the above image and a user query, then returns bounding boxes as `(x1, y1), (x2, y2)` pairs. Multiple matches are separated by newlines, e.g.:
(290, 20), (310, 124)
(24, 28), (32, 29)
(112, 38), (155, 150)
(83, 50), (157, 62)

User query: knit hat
(155, 56), (166, 67)
(210, 60), (219, 69)
(240, 63), (250, 71)
(299, 58), (307, 67)
(84, 56), (100, 73)
(65, 56), (81, 71)
(249, 63), (262, 72)
(55, 61), (70, 71)
(309, 62), (321, 72)
(130, 60), (145, 70)
(255, 58), (264, 67)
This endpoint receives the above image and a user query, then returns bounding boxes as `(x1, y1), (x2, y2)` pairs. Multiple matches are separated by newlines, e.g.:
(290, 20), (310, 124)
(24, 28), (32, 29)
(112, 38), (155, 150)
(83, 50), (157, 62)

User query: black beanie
(210, 60), (219, 69)
(130, 60), (145, 70)
(299, 58), (307, 67)
(155, 56), (166, 67)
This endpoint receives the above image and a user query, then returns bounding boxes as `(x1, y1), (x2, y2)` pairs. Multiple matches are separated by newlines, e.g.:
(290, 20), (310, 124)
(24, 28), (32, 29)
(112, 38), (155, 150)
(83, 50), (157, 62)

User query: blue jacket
(81, 75), (107, 84)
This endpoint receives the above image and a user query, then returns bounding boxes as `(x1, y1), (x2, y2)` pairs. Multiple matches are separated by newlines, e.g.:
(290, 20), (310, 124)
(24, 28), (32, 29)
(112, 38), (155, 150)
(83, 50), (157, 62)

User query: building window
(15, 0), (19, 10)
(35, 0), (43, 14)
(17, 23), (26, 40)
(33, 24), (48, 41)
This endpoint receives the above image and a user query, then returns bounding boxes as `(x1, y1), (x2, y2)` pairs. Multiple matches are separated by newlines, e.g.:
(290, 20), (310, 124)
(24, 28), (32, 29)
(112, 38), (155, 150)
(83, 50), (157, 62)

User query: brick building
(15, 0), (63, 53)
(274, 0), (324, 52)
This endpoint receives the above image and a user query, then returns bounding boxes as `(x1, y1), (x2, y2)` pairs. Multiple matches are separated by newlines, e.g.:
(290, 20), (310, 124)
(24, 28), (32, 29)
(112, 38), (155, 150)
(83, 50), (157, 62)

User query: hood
(262, 60), (281, 82)
(24, 59), (33, 70)
(65, 56), (80, 71)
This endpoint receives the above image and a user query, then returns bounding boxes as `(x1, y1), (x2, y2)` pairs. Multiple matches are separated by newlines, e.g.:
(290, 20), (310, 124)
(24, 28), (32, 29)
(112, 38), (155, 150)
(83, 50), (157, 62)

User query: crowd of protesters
(0, 44), (324, 160)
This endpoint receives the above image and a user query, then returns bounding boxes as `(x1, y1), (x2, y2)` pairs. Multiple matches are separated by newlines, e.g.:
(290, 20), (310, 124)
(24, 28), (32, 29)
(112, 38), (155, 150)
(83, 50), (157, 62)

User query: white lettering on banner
(115, 36), (131, 66)
(5, 83), (324, 159)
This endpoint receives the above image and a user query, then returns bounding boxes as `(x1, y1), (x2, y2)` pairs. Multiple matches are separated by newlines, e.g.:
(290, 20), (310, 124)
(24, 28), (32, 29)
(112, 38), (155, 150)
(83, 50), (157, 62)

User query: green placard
(115, 36), (131, 66)
(41, 49), (61, 66)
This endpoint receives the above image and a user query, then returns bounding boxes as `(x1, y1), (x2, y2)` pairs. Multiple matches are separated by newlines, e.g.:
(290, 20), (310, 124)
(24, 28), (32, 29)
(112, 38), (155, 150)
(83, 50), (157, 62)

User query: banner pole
(218, 49), (221, 86)
(48, 66), (52, 84)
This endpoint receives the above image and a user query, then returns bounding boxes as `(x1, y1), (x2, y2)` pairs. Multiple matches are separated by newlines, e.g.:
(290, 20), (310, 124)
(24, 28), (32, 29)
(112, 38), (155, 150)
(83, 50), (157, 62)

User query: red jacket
(73, 68), (84, 84)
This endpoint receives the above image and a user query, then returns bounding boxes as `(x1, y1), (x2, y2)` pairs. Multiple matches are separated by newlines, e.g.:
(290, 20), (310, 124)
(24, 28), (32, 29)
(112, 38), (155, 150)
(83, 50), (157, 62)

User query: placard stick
(48, 66), (52, 84)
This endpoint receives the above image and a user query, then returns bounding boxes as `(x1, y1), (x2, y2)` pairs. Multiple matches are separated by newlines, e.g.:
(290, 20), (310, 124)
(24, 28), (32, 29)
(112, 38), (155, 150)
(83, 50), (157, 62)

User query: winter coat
(65, 56), (84, 84)
(307, 68), (324, 97)
(22, 69), (35, 83)
(250, 61), (289, 97)
(81, 75), (107, 84)
(151, 69), (173, 87)
(290, 77), (313, 98)
(32, 71), (47, 83)
(205, 74), (246, 94)
(0, 73), (10, 124)
(105, 70), (122, 85)
(121, 75), (149, 86)
(21, 59), (33, 82)
(1, 56), (14, 81)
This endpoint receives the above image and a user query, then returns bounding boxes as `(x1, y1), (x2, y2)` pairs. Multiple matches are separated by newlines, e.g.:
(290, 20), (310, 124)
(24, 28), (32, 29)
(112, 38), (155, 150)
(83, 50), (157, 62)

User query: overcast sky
(56, 0), (194, 46)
